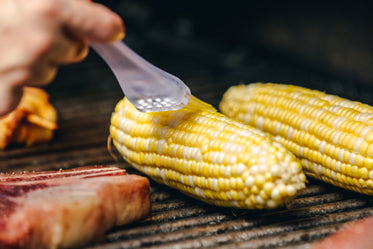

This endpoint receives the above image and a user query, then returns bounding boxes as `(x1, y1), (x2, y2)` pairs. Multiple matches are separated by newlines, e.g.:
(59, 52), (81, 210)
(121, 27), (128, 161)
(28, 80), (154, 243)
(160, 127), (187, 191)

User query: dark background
(97, 0), (373, 85)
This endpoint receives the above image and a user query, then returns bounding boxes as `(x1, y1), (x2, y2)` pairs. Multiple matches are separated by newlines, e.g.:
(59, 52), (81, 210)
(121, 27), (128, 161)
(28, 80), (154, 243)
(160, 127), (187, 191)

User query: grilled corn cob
(220, 83), (373, 195)
(110, 96), (306, 209)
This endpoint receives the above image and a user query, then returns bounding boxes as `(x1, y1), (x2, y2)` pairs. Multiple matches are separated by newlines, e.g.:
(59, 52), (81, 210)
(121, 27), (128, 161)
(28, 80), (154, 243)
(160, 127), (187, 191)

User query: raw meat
(0, 166), (151, 249)
(311, 216), (373, 249)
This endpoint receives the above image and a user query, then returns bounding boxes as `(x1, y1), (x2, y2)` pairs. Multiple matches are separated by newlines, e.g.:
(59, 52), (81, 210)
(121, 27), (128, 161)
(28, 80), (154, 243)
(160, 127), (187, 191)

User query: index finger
(61, 0), (125, 43)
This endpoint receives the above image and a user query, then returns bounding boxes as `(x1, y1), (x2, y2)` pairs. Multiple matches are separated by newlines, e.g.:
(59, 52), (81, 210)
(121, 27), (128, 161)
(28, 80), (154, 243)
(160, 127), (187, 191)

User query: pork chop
(0, 165), (151, 249)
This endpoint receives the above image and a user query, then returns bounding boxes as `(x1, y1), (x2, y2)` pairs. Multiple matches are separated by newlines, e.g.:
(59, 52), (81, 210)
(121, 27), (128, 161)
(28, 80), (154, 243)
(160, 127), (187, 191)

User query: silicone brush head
(91, 41), (191, 113)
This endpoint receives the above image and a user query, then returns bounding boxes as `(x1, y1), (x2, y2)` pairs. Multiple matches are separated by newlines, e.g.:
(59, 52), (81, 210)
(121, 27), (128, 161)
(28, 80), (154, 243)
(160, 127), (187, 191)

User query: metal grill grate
(90, 181), (372, 249)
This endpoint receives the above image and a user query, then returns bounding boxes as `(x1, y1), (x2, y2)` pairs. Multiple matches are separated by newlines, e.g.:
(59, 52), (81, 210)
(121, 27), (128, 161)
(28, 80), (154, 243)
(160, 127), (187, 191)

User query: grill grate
(1, 13), (373, 248)
(88, 179), (372, 249)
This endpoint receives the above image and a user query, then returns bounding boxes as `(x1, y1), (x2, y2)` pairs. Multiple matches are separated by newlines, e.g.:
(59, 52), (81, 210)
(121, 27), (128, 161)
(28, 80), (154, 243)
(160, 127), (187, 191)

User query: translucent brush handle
(91, 41), (191, 112)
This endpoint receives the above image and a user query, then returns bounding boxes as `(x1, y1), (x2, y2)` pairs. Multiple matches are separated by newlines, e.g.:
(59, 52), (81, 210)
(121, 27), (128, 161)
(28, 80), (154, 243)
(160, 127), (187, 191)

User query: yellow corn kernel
(220, 83), (373, 195)
(111, 96), (306, 209)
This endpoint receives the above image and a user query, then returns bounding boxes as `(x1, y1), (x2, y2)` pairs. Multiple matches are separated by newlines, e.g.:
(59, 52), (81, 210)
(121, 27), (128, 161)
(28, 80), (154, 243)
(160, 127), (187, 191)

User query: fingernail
(76, 45), (89, 61)
(110, 31), (125, 42)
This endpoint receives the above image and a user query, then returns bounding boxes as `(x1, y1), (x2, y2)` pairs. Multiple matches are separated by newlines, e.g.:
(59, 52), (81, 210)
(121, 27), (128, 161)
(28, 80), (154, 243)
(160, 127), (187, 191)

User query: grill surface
(1, 1), (373, 248)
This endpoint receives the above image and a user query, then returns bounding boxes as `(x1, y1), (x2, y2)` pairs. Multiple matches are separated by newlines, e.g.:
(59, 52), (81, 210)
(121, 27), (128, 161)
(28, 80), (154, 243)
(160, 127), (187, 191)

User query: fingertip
(109, 30), (126, 43)
(90, 11), (125, 43)
(76, 44), (90, 61)
(69, 1), (126, 43)
(69, 41), (90, 63)
(100, 5), (126, 42)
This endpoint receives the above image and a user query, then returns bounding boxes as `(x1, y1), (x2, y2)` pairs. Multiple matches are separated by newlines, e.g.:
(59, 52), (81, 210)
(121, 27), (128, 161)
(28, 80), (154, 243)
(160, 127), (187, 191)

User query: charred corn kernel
(220, 83), (373, 195)
(111, 96), (306, 209)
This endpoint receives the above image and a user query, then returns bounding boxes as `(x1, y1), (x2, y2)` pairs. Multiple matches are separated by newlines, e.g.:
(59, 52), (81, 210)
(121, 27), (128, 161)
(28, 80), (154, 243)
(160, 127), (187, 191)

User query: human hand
(0, 0), (125, 116)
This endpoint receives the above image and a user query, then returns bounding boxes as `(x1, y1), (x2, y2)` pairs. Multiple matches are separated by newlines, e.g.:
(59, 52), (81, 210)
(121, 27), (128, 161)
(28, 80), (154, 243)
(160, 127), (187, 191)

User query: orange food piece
(0, 87), (57, 149)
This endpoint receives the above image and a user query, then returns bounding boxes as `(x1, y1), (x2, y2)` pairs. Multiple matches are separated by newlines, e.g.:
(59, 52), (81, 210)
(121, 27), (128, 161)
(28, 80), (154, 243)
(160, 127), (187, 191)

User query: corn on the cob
(110, 96), (306, 209)
(219, 83), (373, 195)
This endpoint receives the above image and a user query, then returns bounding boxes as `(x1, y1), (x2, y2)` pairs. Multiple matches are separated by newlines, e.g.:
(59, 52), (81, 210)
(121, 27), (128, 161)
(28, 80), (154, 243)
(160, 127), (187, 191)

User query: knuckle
(28, 32), (55, 59)
(16, 69), (32, 85)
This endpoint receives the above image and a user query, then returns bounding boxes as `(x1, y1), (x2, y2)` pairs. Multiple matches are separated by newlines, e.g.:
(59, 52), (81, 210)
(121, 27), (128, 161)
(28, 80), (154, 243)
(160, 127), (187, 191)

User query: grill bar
(87, 185), (372, 249)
